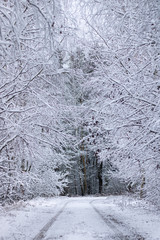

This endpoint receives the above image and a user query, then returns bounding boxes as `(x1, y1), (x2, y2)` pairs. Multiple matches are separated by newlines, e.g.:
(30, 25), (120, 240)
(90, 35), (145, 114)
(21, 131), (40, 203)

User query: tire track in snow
(90, 200), (145, 240)
(33, 201), (69, 240)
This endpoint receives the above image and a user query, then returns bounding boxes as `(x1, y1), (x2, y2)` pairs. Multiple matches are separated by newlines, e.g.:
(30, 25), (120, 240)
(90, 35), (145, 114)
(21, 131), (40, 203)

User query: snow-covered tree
(0, 0), (159, 208)
(0, 0), (73, 203)
(79, 0), (160, 205)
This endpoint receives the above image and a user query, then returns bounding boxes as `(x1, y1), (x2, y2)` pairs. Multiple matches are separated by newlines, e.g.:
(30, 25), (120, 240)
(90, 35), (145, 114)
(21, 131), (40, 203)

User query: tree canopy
(0, 0), (159, 208)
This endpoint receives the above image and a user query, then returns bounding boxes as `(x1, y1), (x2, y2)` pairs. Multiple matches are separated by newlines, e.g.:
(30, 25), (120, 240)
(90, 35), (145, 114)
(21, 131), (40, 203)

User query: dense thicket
(0, 0), (74, 203)
(0, 0), (159, 208)
(75, 0), (160, 206)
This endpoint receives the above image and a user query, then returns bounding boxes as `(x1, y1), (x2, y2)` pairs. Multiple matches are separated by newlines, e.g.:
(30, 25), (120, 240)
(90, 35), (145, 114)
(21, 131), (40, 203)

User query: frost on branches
(0, 0), (159, 208)
(0, 0), (72, 203)
(78, 0), (160, 207)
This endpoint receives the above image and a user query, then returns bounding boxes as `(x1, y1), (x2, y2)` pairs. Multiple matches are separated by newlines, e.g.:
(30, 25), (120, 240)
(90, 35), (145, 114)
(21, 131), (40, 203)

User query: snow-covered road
(0, 196), (160, 240)
(35, 198), (143, 240)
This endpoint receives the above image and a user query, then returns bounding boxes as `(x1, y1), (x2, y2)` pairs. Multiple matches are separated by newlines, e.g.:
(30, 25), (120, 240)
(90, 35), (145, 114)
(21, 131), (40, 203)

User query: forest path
(36, 198), (145, 240)
(1, 196), (159, 240)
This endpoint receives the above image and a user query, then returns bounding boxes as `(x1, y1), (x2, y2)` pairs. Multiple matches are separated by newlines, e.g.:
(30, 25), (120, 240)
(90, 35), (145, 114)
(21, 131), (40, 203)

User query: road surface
(1, 196), (159, 240)
(33, 198), (144, 240)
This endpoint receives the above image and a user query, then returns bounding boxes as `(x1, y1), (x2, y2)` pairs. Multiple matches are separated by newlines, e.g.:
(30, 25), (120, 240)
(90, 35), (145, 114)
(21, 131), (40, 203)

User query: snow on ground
(0, 196), (159, 240)
(44, 198), (113, 240)
(91, 195), (160, 240)
(0, 197), (68, 240)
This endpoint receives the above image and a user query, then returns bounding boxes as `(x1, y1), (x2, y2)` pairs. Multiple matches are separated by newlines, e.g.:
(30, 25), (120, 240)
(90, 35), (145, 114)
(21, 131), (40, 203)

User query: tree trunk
(140, 175), (145, 198)
(81, 153), (87, 195)
(79, 174), (84, 196)
(98, 162), (103, 194)
(80, 120), (87, 195)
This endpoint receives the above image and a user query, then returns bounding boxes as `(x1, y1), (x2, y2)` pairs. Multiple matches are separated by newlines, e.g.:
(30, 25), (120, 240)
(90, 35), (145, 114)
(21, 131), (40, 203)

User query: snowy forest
(0, 0), (160, 209)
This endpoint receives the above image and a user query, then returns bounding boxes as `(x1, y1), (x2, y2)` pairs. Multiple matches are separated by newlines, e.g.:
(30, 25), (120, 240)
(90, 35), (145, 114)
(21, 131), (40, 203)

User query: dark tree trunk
(98, 162), (103, 194)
